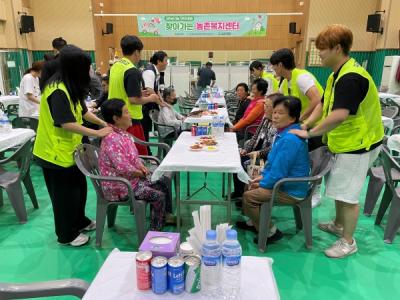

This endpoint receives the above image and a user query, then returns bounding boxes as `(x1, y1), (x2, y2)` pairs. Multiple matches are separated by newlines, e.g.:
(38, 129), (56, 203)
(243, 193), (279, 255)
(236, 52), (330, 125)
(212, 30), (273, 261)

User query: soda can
(151, 256), (168, 294)
(136, 251), (152, 290)
(167, 256), (185, 294)
(179, 242), (195, 259)
(191, 125), (197, 136)
(184, 256), (201, 293)
(214, 103), (218, 110)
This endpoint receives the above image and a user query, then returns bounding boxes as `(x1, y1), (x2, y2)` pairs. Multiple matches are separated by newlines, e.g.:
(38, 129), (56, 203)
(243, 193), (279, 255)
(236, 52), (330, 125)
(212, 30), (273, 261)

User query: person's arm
(83, 110), (107, 127)
(303, 102), (323, 129)
(22, 76), (40, 104)
(142, 70), (156, 90)
(25, 93), (40, 104)
(210, 71), (216, 87)
(232, 102), (264, 131)
(61, 123), (112, 137)
(299, 86), (322, 121)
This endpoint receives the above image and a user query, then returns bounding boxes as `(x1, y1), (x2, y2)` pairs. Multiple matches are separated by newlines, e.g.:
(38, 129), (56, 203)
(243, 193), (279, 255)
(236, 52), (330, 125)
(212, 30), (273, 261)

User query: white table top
(195, 89), (226, 107)
(0, 95), (19, 107)
(151, 132), (250, 183)
(184, 107), (229, 124)
(83, 249), (280, 300)
(0, 128), (35, 152)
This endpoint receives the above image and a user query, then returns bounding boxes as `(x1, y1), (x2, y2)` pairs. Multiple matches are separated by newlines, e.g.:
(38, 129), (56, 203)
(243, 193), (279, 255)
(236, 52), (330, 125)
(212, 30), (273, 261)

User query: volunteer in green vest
(290, 24), (384, 258)
(249, 60), (279, 95)
(33, 45), (112, 247)
(108, 35), (163, 155)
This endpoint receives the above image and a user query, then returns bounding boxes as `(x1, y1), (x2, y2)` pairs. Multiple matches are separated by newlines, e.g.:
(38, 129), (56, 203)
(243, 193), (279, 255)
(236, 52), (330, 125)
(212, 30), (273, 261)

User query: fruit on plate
(190, 144), (203, 150)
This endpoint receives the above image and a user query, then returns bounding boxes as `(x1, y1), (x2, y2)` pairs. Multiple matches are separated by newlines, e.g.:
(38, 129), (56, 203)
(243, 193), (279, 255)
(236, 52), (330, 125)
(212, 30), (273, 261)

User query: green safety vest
(280, 68), (323, 115)
(33, 82), (83, 168)
(261, 71), (279, 92)
(322, 58), (384, 153)
(108, 57), (143, 119)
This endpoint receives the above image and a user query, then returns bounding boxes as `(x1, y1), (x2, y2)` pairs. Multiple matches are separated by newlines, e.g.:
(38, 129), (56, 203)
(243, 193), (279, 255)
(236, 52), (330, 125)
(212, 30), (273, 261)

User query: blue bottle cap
(226, 229), (237, 240)
(206, 230), (217, 240)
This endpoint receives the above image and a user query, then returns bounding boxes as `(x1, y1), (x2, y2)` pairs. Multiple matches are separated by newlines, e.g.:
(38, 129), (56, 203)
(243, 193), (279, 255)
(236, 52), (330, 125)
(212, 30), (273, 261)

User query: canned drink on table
(136, 251), (152, 290)
(214, 103), (218, 110)
(151, 256), (168, 294)
(191, 125), (197, 136)
(180, 242), (195, 258)
(184, 256), (201, 293)
(167, 256), (185, 294)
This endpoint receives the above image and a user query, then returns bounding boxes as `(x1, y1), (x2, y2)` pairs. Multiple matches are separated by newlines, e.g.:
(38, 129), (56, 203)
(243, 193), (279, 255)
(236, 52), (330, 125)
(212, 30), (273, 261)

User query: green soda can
(184, 255), (201, 293)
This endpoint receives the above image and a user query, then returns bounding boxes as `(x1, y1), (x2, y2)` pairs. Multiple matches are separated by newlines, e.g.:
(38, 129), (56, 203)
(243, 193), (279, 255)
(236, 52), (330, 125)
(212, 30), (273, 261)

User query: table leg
(187, 172), (190, 196)
(222, 173), (226, 198)
(176, 172), (181, 231)
(227, 173), (232, 223)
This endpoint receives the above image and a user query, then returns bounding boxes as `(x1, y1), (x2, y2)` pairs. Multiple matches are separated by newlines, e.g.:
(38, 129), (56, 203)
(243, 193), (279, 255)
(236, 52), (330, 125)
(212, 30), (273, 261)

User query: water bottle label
(202, 255), (220, 266)
(223, 256), (241, 267)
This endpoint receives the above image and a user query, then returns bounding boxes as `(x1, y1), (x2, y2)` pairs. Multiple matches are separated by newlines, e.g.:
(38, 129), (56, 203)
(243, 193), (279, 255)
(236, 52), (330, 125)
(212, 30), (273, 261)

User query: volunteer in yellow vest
(33, 45), (112, 247)
(290, 24), (384, 258)
(108, 35), (163, 155)
(249, 60), (279, 95)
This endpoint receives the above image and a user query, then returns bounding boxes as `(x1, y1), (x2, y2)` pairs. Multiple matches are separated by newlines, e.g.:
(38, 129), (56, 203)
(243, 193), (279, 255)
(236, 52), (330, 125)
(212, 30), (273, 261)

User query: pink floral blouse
(99, 125), (143, 201)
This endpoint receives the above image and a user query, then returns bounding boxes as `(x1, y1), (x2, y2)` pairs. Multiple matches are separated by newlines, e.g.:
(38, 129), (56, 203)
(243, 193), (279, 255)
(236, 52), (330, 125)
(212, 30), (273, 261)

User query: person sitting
(230, 78), (268, 142)
(99, 99), (174, 230)
(232, 83), (251, 125)
(232, 93), (282, 200)
(236, 96), (310, 245)
(157, 87), (185, 139)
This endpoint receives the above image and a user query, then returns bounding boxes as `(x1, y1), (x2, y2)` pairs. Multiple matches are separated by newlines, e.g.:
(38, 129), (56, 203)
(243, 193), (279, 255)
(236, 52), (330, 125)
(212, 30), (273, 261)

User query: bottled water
(211, 116), (219, 137)
(0, 111), (12, 133)
(221, 229), (242, 300)
(201, 230), (221, 297)
(218, 116), (225, 137)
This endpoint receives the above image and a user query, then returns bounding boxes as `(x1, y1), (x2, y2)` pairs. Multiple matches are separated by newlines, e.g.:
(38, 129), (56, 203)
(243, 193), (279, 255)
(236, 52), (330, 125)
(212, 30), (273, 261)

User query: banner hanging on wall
(137, 14), (267, 37)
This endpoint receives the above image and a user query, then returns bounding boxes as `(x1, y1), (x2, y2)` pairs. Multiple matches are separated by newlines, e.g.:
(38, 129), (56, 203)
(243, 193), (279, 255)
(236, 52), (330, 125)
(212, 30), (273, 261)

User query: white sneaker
(318, 221), (343, 237)
(60, 233), (90, 247)
(324, 238), (358, 258)
(80, 220), (96, 232)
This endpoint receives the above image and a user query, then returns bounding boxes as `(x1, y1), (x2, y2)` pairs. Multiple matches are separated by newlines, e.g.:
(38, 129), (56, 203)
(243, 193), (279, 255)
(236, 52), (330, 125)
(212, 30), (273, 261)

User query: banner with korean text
(137, 14), (267, 37)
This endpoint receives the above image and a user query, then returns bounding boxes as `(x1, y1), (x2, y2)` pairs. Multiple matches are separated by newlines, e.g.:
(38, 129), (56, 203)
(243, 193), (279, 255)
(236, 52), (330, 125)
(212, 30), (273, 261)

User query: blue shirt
(259, 123), (310, 198)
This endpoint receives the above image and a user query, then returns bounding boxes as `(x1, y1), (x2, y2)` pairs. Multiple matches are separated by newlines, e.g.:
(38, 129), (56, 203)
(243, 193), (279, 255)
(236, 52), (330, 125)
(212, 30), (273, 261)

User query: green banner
(137, 14), (267, 37)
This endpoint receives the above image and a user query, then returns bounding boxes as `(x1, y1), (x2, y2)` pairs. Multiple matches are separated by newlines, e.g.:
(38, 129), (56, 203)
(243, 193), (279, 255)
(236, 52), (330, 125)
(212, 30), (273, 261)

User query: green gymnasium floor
(0, 159), (399, 300)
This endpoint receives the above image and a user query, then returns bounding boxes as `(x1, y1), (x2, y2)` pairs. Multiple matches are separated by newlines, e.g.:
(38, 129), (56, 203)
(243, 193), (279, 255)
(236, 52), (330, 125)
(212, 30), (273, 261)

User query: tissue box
(139, 231), (180, 258)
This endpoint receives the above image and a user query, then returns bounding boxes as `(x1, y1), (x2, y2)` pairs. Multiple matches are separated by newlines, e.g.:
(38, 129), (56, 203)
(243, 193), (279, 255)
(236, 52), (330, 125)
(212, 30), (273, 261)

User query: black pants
(42, 165), (91, 243)
(233, 156), (250, 196)
(308, 136), (324, 152)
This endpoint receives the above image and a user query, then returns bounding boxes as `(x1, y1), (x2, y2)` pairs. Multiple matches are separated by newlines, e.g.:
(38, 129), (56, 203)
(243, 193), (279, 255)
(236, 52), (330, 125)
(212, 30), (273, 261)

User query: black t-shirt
(234, 98), (251, 124)
(197, 67), (216, 88)
(124, 68), (143, 98)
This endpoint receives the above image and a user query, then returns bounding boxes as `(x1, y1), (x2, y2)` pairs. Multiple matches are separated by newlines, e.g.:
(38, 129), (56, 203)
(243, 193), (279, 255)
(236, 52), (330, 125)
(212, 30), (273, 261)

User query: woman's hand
(139, 165), (149, 177)
(249, 182), (260, 190)
(248, 151), (259, 159)
(239, 149), (247, 156)
(289, 129), (309, 139)
(132, 170), (145, 178)
(95, 126), (113, 138)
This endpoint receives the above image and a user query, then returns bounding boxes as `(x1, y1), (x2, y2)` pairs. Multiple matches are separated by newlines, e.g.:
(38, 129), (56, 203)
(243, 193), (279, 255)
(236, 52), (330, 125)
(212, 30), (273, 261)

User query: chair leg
(133, 200), (147, 246)
(6, 181), (27, 224)
(95, 201), (109, 247)
(0, 189), (3, 207)
(383, 197), (400, 243)
(363, 176), (384, 216)
(299, 205), (313, 249)
(375, 187), (393, 225)
(107, 205), (118, 228)
(293, 206), (302, 232)
(258, 202), (273, 252)
(23, 170), (39, 209)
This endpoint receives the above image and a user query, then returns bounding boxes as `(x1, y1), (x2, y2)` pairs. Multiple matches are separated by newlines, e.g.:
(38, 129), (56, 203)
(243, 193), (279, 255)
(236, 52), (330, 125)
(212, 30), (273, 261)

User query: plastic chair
(149, 109), (179, 157)
(74, 144), (149, 247)
(11, 117), (39, 132)
(0, 137), (38, 223)
(375, 146), (400, 243)
(258, 146), (334, 252)
(6, 104), (19, 119)
(382, 106), (399, 119)
(0, 279), (89, 299)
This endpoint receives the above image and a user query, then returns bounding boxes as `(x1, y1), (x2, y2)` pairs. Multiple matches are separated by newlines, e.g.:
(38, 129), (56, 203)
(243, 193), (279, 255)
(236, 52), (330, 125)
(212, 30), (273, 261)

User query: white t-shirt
(142, 64), (160, 91)
(280, 73), (316, 96)
(18, 73), (40, 118)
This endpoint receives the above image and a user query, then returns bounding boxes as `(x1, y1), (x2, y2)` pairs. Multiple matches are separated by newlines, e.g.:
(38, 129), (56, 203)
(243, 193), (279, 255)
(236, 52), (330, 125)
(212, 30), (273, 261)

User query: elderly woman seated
(236, 96), (310, 244)
(232, 93), (282, 200)
(99, 99), (174, 230)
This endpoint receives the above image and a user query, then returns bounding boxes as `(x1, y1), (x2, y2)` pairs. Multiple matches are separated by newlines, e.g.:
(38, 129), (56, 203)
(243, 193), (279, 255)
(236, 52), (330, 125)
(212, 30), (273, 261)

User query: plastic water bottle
(218, 116), (225, 137)
(201, 230), (222, 297)
(221, 229), (242, 300)
(211, 116), (219, 137)
(0, 111), (11, 133)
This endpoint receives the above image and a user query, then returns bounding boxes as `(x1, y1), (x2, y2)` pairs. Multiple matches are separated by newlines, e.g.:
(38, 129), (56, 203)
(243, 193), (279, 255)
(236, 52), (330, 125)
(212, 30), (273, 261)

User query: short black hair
(249, 60), (263, 71)
(206, 61), (212, 67)
(163, 87), (175, 100)
(101, 99), (125, 124)
(235, 82), (249, 93)
(121, 35), (144, 56)
(252, 78), (268, 96)
(150, 51), (168, 65)
(273, 96), (301, 123)
(52, 37), (67, 50)
(270, 48), (296, 70)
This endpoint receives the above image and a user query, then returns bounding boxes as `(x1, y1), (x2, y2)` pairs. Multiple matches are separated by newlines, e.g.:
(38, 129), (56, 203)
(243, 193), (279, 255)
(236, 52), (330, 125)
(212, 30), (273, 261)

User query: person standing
(18, 61), (44, 118)
(290, 24), (384, 258)
(108, 35), (163, 155)
(249, 60), (279, 95)
(33, 45), (112, 246)
(197, 61), (216, 90)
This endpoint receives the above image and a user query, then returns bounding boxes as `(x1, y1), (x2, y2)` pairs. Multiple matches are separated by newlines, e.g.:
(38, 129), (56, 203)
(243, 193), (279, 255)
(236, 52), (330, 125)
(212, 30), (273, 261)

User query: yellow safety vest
(261, 71), (279, 93)
(322, 58), (384, 153)
(33, 82), (83, 167)
(108, 57), (143, 119)
(280, 68), (323, 115)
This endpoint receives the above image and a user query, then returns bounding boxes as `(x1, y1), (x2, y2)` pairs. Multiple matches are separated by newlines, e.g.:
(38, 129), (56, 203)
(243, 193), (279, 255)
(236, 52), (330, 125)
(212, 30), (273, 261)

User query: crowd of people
(24, 23), (384, 259)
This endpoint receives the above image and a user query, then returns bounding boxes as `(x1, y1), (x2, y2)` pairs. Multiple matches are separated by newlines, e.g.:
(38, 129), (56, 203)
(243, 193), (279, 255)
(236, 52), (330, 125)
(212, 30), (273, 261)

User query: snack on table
(189, 143), (203, 151)
(205, 146), (218, 152)
(201, 139), (218, 146)
(188, 110), (203, 116)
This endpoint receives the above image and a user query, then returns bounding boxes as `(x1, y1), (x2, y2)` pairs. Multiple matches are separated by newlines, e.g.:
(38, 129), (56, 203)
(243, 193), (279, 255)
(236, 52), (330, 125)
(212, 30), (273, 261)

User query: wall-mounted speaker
(102, 23), (113, 35)
(289, 22), (301, 35)
(20, 15), (34, 34)
(366, 14), (383, 34)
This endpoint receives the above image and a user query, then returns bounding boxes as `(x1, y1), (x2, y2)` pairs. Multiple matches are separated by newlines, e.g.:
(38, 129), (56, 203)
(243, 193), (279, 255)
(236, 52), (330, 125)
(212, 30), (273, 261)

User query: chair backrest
(381, 145), (400, 193)
(382, 106), (399, 119)
(149, 109), (160, 124)
(309, 146), (333, 178)
(12, 117), (39, 132)
(1, 137), (35, 179)
(6, 104), (19, 117)
(0, 102), (5, 112)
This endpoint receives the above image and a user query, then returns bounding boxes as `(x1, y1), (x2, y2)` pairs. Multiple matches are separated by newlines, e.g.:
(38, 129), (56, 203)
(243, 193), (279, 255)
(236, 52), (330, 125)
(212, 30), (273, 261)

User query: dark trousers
(308, 136), (324, 152)
(42, 165), (91, 243)
(233, 156), (250, 196)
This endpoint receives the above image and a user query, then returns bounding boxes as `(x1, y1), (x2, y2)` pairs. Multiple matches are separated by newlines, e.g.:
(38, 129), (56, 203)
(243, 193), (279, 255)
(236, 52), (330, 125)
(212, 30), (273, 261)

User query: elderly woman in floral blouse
(232, 93), (282, 200)
(99, 99), (173, 230)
